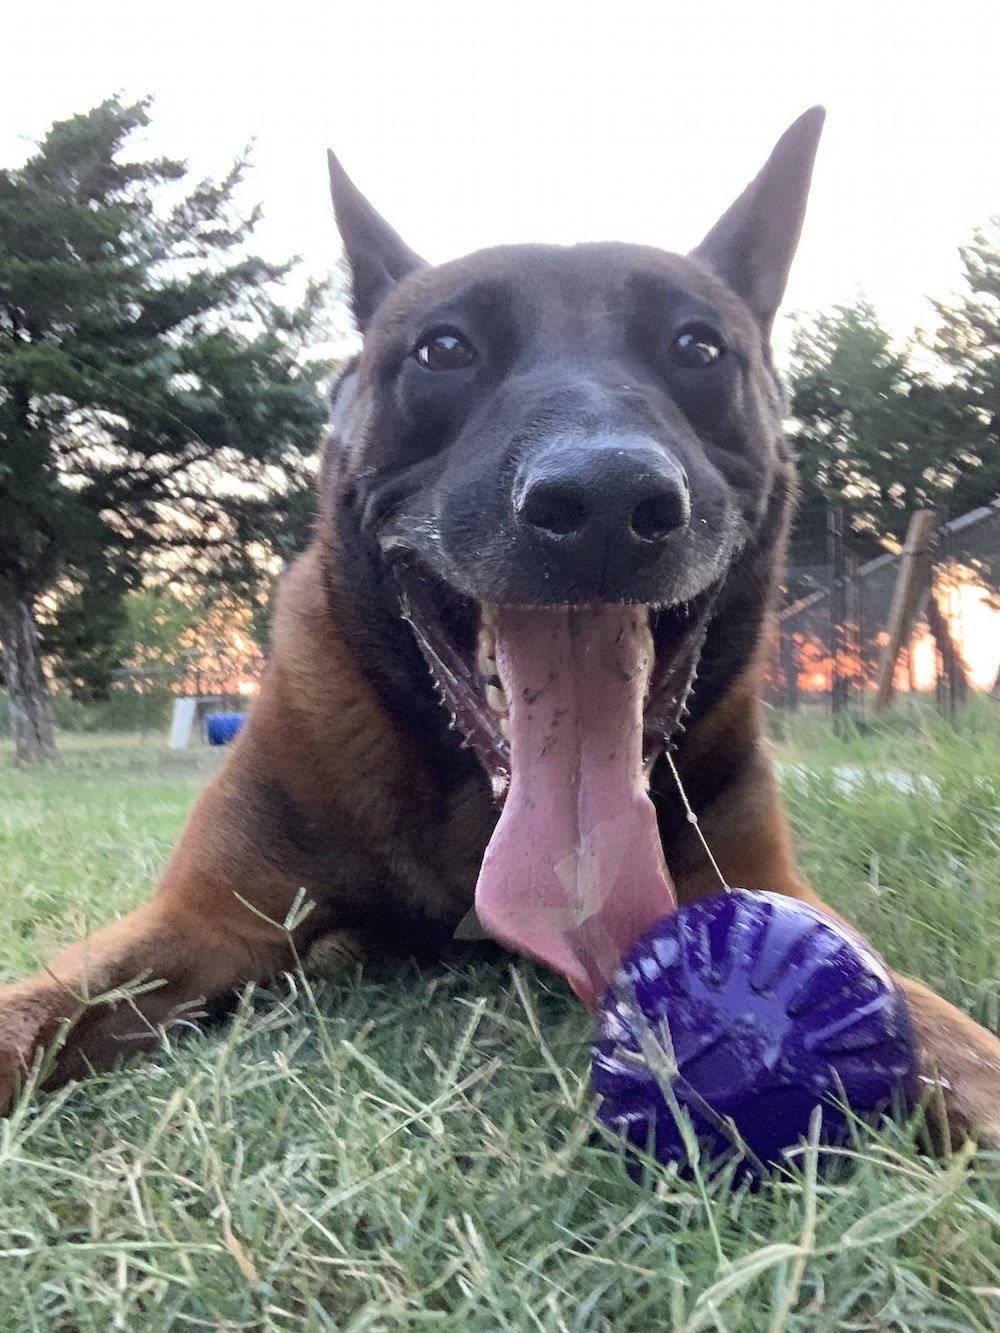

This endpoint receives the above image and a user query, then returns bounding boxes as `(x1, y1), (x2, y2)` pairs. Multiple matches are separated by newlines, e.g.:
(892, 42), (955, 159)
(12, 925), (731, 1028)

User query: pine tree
(0, 97), (329, 760)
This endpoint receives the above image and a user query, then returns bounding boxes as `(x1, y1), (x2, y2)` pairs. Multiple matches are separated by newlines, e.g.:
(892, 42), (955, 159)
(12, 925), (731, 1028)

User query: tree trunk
(0, 588), (57, 762)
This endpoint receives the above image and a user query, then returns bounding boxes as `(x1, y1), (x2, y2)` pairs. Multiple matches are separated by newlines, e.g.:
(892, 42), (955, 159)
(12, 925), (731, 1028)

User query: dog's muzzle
(513, 435), (691, 584)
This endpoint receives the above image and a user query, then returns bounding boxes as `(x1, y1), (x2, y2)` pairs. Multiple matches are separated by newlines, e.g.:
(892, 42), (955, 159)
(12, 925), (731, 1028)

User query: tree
(786, 299), (979, 561)
(934, 219), (1000, 505)
(39, 562), (132, 702)
(0, 97), (329, 761)
(115, 587), (204, 675)
(113, 586), (264, 697)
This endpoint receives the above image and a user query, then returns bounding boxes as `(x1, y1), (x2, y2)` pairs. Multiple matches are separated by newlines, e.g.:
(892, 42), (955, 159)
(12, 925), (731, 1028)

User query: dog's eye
(668, 323), (726, 370)
(414, 330), (477, 372)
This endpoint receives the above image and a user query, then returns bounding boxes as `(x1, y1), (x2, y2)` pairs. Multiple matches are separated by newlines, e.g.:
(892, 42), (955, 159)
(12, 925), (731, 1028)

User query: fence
(41, 642), (266, 735)
(768, 500), (1000, 719)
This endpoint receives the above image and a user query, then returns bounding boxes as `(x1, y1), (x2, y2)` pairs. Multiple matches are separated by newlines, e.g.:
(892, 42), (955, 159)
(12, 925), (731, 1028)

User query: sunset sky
(5, 1), (1000, 356)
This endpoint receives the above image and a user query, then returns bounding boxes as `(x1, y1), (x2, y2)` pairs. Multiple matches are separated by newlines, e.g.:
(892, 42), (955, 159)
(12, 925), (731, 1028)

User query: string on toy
(663, 749), (732, 895)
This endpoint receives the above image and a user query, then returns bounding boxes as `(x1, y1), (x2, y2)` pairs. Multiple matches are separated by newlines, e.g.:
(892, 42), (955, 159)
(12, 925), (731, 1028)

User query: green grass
(0, 736), (224, 980)
(1, 714), (1000, 1330)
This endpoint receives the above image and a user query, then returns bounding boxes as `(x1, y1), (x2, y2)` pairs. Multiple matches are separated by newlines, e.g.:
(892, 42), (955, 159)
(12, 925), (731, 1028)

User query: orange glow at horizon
(175, 606), (264, 698)
(932, 569), (1000, 690)
(780, 565), (1000, 696)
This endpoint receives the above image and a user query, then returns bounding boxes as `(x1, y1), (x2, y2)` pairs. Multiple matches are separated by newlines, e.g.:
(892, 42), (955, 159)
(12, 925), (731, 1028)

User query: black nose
(514, 437), (690, 576)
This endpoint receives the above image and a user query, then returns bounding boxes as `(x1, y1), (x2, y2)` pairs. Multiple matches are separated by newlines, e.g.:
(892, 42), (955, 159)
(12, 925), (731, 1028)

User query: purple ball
(592, 890), (917, 1183)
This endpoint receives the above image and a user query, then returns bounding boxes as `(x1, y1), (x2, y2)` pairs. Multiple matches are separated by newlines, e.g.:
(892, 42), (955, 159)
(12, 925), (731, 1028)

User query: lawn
(1, 709), (999, 1330)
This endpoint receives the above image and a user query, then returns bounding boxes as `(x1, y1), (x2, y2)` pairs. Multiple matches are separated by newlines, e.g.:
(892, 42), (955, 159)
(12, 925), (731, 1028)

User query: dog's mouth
(396, 564), (719, 1006)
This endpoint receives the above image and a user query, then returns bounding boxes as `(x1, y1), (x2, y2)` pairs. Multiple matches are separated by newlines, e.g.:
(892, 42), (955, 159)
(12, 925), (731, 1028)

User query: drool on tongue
(474, 604), (677, 1008)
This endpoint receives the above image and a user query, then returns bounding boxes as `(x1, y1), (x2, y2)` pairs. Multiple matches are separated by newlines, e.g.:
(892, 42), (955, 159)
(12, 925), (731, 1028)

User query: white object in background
(168, 698), (198, 749)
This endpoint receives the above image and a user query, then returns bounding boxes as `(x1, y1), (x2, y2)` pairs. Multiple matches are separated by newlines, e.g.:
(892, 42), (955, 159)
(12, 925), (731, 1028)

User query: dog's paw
(0, 976), (96, 1116)
(0, 1048), (21, 1117)
(304, 929), (370, 982)
(918, 1062), (1000, 1152)
(0, 981), (59, 1115)
(304, 928), (415, 984)
(898, 974), (1000, 1150)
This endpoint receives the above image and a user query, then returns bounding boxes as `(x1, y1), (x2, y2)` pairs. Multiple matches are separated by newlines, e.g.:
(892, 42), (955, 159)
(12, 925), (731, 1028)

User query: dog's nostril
(520, 485), (588, 537)
(631, 490), (690, 543)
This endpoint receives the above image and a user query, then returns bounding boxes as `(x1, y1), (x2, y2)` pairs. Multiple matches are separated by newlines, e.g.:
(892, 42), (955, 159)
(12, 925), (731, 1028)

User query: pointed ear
(327, 149), (426, 329)
(692, 107), (825, 333)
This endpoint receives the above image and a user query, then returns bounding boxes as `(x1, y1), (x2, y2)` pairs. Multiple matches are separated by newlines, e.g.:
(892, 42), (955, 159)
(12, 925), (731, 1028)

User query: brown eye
(414, 330), (476, 371)
(668, 323), (726, 369)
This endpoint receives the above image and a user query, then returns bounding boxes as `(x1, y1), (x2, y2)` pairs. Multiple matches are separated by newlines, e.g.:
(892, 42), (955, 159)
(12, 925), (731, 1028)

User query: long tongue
(474, 604), (677, 1008)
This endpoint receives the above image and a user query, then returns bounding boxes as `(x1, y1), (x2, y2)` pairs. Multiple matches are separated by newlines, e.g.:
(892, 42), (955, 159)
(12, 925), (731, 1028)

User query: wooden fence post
(828, 506), (849, 730)
(873, 510), (938, 713)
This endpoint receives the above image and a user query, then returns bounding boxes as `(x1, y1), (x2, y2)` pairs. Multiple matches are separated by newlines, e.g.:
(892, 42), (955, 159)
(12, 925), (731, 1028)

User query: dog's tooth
(486, 684), (507, 715)
(477, 635), (497, 678)
(498, 715), (510, 740)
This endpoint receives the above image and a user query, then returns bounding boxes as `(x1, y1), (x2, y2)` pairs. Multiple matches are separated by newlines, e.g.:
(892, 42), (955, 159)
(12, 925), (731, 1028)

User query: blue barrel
(205, 712), (247, 746)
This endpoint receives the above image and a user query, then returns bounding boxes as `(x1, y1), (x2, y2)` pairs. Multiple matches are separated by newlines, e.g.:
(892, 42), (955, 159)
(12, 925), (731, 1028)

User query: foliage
(0, 96), (329, 746)
(112, 585), (264, 683)
(115, 586), (205, 672)
(934, 219), (1000, 503)
(54, 585), (265, 707)
(39, 564), (133, 701)
(787, 217), (1000, 569)
(787, 301), (977, 558)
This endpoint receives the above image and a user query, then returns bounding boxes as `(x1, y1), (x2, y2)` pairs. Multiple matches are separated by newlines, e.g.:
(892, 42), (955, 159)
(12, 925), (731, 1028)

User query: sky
(5, 0), (1000, 355)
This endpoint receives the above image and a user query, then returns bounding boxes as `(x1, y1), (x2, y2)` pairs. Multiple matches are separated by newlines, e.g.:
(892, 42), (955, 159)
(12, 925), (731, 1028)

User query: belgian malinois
(2, 109), (999, 1144)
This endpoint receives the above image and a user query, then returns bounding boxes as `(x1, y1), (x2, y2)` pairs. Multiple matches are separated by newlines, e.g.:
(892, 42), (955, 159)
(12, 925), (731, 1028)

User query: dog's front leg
(0, 742), (332, 1114)
(0, 887), (296, 1115)
(889, 973), (1000, 1150)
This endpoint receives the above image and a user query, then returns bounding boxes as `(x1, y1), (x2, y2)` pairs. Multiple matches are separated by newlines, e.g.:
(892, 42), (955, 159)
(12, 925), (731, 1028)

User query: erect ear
(327, 149), (426, 330)
(692, 107), (825, 334)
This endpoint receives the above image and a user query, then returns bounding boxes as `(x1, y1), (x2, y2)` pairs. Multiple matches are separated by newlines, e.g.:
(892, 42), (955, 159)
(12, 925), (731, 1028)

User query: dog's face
(345, 242), (767, 603)
(324, 111), (824, 1001)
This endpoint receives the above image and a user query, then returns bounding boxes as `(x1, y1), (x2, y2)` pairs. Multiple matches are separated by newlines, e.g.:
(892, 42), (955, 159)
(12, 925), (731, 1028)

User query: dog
(2, 109), (999, 1146)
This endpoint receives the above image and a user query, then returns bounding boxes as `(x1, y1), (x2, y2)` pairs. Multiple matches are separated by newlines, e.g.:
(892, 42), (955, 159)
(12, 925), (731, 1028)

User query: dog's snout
(515, 438), (690, 575)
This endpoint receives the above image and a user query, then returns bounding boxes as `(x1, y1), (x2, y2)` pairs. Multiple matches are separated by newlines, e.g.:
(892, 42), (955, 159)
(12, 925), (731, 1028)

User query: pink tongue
(474, 604), (677, 1008)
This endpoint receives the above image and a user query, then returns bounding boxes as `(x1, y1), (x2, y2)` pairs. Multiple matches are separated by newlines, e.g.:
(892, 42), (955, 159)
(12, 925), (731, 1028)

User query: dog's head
(323, 111), (823, 1001)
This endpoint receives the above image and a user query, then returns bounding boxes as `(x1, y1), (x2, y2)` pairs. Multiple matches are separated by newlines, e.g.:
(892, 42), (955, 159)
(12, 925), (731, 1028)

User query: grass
(1, 709), (1000, 1330)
